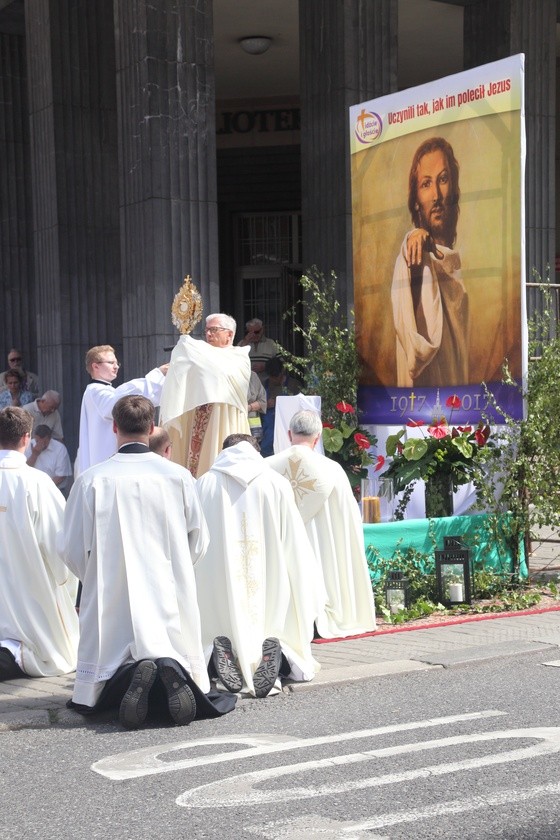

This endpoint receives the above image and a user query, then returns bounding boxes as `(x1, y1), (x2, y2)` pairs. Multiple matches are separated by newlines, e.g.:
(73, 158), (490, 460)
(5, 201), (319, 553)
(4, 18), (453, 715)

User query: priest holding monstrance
(160, 277), (251, 477)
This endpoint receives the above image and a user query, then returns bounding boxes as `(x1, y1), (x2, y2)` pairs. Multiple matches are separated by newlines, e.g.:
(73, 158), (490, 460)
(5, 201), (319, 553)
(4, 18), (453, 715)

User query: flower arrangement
(322, 401), (377, 495)
(377, 394), (494, 518)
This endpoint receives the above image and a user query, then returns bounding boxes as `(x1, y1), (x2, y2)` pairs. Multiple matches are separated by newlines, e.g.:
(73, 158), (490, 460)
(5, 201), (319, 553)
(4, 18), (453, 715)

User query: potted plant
(376, 394), (494, 519)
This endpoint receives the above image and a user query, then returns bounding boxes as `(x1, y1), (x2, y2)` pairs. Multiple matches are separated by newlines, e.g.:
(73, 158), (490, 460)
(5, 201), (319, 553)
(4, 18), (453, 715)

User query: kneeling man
(61, 395), (236, 728)
(195, 434), (325, 698)
(0, 407), (78, 680)
(268, 410), (376, 638)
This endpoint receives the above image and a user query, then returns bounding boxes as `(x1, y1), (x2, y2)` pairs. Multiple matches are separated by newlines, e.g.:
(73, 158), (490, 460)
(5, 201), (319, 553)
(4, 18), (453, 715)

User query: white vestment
(268, 445), (377, 638)
(0, 451), (78, 676)
(61, 451), (210, 706)
(160, 335), (251, 477)
(391, 232), (468, 387)
(195, 442), (324, 696)
(76, 368), (165, 475)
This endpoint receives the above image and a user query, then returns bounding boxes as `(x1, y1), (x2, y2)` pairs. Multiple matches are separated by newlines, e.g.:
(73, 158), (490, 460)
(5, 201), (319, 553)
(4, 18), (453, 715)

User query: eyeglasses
(98, 359), (120, 367)
(8, 357), (22, 363)
(205, 327), (228, 334)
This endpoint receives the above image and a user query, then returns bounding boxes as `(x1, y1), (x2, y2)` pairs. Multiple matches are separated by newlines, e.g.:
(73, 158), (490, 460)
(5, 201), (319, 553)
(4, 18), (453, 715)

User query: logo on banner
(355, 109), (382, 144)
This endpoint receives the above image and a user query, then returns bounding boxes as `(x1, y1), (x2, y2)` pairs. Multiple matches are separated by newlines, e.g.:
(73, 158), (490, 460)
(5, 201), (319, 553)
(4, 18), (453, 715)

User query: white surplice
(195, 442), (324, 696)
(61, 451), (210, 706)
(160, 335), (251, 477)
(0, 450), (78, 676)
(76, 368), (165, 475)
(268, 446), (377, 639)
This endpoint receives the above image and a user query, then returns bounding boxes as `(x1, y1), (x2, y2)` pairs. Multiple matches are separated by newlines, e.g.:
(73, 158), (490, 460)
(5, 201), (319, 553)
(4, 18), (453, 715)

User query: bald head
(149, 425), (172, 459)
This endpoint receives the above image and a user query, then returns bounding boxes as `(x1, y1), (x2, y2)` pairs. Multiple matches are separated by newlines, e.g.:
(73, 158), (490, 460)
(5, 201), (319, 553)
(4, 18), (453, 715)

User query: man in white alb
(75, 344), (168, 475)
(195, 434), (324, 698)
(0, 407), (78, 680)
(160, 314), (251, 478)
(61, 395), (236, 729)
(268, 410), (376, 639)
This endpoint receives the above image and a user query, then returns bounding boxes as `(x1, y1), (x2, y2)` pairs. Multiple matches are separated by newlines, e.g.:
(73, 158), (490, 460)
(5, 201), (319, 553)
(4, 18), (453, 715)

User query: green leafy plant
(281, 266), (377, 491)
(472, 274), (560, 578)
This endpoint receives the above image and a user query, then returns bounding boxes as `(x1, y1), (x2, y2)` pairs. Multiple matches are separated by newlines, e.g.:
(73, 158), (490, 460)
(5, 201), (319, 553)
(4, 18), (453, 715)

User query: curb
(313, 603), (560, 643)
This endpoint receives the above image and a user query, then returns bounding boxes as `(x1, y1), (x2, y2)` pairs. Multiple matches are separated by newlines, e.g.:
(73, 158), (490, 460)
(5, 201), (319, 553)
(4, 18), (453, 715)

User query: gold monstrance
(171, 275), (203, 335)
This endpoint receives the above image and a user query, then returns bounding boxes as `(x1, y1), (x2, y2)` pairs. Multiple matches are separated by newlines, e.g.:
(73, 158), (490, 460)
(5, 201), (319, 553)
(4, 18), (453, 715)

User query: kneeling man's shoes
(253, 637), (282, 698)
(156, 658), (197, 726)
(212, 636), (243, 693)
(119, 659), (157, 729)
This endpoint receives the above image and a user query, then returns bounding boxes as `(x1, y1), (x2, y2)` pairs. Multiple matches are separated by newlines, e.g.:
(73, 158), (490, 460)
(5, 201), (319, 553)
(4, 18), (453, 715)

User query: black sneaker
(156, 658), (197, 726)
(212, 636), (243, 693)
(253, 637), (282, 698)
(119, 660), (157, 729)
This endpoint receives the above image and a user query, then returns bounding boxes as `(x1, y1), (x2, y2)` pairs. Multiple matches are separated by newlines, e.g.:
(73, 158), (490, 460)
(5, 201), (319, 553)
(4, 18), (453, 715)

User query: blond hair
(85, 345), (115, 375)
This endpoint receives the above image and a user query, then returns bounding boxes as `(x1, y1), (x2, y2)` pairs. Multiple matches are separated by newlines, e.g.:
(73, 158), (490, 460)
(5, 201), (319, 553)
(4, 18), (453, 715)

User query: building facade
(0, 0), (557, 456)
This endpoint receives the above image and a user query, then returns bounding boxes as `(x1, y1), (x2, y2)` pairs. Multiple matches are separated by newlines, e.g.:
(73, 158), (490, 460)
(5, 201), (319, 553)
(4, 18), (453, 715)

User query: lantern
(435, 542), (473, 606)
(385, 571), (410, 614)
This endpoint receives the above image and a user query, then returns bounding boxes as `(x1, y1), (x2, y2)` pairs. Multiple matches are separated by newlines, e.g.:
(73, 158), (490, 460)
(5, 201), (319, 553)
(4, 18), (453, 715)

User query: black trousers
(0, 647), (26, 681)
(67, 659), (236, 720)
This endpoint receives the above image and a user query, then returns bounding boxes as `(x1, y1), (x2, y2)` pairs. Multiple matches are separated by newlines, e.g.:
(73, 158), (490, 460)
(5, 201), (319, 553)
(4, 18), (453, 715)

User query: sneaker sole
(253, 637), (282, 698)
(212, 636), (243, 693)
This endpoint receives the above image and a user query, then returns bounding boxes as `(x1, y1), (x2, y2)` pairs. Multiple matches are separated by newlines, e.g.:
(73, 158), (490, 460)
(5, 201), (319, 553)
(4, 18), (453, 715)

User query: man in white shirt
(23, 390), (64, 441)
(0, 407), (78, 680)
(76, 344), (168, 475)
(61, 395), (236, 729)
(26, 425), (72, 492)
(268, 410), (376, 639)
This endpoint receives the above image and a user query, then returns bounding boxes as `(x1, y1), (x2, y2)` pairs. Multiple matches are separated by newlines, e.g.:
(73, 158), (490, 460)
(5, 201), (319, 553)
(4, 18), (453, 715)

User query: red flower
(354, 432), (371, 450)
(406, 419), (425, 427)
(336, 401), (355, 414)
(374, 454), (385, 471)
(474, 425), (490, 446)
(445, 394), (461, 409)
(428, 424), (450, 439)
(457, 425), (472, 434)
(322, 422), (335, 429)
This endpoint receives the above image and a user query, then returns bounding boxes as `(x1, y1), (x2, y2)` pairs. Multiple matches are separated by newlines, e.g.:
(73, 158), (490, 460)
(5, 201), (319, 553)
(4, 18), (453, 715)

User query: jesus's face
(415, 149), (453, 246)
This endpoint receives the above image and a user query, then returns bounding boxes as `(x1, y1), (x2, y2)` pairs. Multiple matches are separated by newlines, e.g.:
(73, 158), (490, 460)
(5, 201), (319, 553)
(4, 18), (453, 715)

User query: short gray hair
(289, 410), (323, 438)
(41, 390), (60, 406)
(206, 313), (236, 333)
(246, 318), (263, 330)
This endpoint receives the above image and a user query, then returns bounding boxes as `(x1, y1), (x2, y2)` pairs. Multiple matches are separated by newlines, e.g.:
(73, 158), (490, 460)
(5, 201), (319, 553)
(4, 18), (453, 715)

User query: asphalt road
(3, 651), (560, 840)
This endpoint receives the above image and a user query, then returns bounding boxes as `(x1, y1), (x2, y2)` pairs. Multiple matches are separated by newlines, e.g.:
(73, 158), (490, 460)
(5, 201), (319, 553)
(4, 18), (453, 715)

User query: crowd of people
(0, 319), (376, 730)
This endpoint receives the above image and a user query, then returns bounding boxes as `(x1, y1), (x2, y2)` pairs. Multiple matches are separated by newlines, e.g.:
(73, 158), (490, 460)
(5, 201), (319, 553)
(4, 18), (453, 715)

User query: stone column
(464, 0), (556, 318)
(114, 0), (218, 368)
(0, 31), (35, 365)
(25, 0), (120, 457)
(299, 0), (398, 309)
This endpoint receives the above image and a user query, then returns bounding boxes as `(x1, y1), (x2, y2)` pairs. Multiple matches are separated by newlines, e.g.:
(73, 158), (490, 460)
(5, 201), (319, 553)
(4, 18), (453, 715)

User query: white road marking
(247, 783), (560, 836)
(176, 727), (560, 808)
(92, 709), (505, 780)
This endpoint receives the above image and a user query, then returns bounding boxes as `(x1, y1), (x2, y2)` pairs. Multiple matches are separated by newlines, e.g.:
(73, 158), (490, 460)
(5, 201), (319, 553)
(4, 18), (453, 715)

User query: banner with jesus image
(349, 54), (526, 425)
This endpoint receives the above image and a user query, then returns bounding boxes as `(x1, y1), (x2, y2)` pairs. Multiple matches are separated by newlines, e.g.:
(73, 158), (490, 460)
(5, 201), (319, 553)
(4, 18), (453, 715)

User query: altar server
(62, 395), (235, 728)
(76, 344), (167, 475)
(195, 434), (324, 697)
(0, 407), (78, 680)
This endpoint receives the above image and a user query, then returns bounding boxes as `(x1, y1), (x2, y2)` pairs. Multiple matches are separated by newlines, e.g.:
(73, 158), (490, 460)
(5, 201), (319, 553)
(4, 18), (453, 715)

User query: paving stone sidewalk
(2, 611), (560, 731)
(2, 530), (558, 731)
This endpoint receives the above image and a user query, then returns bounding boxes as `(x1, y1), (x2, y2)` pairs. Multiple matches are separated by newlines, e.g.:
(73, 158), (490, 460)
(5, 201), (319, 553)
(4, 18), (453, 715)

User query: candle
(449, 582), (464, 602)
(362, 496), (381, 524)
